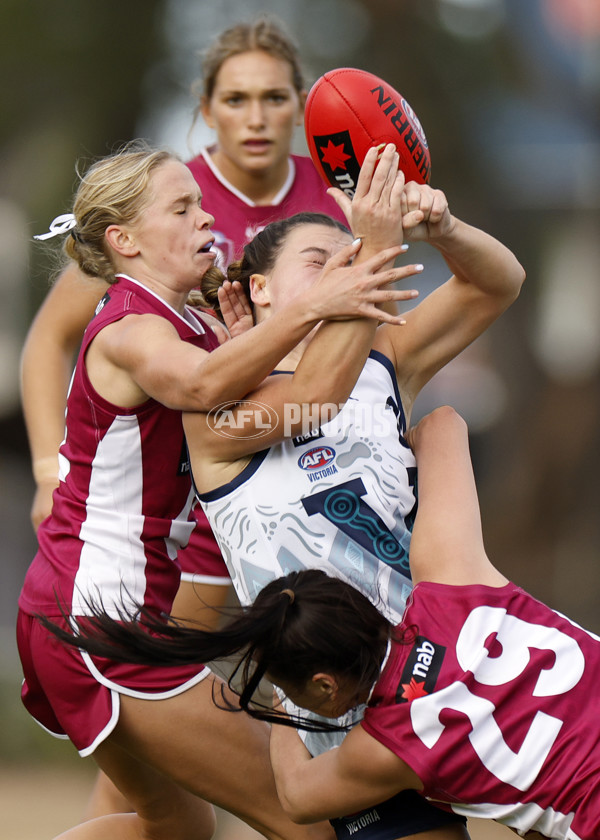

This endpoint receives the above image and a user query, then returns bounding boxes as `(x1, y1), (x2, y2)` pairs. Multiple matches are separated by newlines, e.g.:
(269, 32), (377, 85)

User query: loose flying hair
(200, 212), (350, 319)
(63, 140), (179, 285)
(39, 569), (391, 732)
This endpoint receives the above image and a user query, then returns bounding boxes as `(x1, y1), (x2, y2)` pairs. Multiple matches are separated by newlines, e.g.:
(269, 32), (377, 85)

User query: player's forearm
(409, 405), (469, 479)
(188, 299), (324, 409)
(270, 724), (320, 824)
(433, 217), (525, 302)
(286, 254), (420, 412)
(287, 318), (377, 419)
(20, 332), (73, 471)
(270, 724), (380, 824)
(20, 265), (106, 468)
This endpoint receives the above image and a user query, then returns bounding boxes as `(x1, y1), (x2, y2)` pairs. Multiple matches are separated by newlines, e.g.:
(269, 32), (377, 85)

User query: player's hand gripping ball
(305, 67), (431, 197)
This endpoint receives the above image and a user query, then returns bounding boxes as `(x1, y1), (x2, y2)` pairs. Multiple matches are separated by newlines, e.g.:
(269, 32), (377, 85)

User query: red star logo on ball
(401, 678), (428, 701)
(320, 140), (352, 171)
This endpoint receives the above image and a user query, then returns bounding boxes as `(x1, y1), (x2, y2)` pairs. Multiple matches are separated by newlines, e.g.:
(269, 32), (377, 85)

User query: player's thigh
(112, 675), (284, 819)
(112, 678), (335, 840)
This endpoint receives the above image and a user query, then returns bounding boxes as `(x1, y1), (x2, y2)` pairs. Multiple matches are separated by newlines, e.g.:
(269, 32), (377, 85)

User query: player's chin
(244, 142), (285, 165)
(190, 252), (216, 282)
(195, 248), (216, 264)
(241, 151), (276, 171)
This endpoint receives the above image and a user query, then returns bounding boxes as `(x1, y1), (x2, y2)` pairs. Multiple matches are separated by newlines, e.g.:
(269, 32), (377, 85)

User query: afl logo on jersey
(298, 446), (336, 470)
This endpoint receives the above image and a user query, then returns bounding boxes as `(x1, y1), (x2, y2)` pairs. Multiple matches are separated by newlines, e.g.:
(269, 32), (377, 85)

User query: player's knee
(137, 791), (216, 840)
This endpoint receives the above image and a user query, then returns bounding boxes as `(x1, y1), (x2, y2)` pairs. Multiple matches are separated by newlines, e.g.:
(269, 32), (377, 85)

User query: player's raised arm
(406, 406), (507, 588)
(376, 182), (525, 405)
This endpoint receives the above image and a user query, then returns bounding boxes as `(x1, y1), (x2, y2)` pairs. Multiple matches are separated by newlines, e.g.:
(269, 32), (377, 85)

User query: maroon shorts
(16, 610), (210, 756)
(178, 504), (231, 584)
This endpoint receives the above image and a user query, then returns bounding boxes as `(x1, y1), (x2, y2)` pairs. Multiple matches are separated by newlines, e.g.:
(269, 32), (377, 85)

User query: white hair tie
(33, 213), (77, 241)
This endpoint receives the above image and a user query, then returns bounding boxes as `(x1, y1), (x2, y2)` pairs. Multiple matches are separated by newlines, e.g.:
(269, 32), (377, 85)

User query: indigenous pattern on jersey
(362, 581), (600, 839)
(19, 275), (219, 621)
(198, 351), (416, 624)
(186, 147), (347, 268)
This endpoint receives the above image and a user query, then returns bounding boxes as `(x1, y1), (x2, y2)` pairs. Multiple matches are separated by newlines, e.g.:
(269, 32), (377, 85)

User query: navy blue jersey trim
(196, 448), (270, 502)
(368, 350), (407, 435)
(330, 789), (464, 839)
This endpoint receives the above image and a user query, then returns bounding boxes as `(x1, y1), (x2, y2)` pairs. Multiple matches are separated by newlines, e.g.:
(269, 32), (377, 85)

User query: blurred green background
(1, 0), (598, 835)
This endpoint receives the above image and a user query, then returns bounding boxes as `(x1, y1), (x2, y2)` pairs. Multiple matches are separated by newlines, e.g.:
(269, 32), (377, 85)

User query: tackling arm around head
(269, 707), (421, 824)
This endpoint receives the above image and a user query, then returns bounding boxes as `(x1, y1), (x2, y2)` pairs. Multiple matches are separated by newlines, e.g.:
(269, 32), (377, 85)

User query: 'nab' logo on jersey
(298, 446), (336, 471)
(395, 635), (445, 703)
(292, 427), (324, 448)
(314, 130), (361, 197)
(177, 438), (191, 476)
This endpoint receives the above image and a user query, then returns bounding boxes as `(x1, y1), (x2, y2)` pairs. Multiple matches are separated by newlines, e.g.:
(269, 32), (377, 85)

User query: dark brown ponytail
(38, 569), (389, 732)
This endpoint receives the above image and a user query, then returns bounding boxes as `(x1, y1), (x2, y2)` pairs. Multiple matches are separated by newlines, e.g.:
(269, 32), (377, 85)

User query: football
(304, 67), (431, 196)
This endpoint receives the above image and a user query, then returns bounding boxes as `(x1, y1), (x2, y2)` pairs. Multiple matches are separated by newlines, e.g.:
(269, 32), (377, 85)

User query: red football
(304, 67), (431, 196)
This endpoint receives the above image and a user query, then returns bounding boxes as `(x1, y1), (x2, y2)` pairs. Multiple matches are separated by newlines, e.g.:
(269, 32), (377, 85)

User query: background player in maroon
(186, 20), (347, 269)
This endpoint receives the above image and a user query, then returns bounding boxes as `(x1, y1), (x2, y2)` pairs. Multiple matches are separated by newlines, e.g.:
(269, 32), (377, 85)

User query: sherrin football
(305, 67), (431, 196)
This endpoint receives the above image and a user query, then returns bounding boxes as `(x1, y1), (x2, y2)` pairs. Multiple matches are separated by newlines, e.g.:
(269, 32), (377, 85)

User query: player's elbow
(487, 260), (525, 318)
(508, 261), (526, 301)
(189, 381), (223, 412)
(186, 371), (238, 412)
(279, 798), (319, 825)
(276, 785), (321, 824)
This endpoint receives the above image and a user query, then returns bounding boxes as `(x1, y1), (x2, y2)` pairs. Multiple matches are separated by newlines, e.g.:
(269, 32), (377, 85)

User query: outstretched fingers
(311, 241), (423, 324)
(324, 147), (388, 225)
(352, 144), (384, 201)
(360, 243), (409, 274)
(359, 262), (423, 324)
(357, 144), (404, 205)
(328, 144), (406, 241)
(217, 280), (254, 338)
(376, 149), (406, 209)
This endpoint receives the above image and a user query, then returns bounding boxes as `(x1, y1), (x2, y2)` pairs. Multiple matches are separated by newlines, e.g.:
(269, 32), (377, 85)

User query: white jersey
(198, 351), (416, 625)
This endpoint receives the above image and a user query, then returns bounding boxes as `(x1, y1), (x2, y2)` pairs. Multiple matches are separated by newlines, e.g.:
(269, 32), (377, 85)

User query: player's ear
(249, 273), (269, 307)
(105, 225), (139, 257)
(312, 673), (338, 697)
